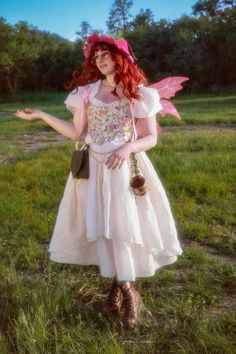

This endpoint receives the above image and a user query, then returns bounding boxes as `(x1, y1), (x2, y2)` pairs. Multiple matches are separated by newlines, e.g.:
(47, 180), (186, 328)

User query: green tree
(0, 18), (16, 93)
(0, 19), (41, 94)
(76, 21), (93, 40)
(0, 18), (84, 94)
(132, 8), (154, 28)
(107, 0), (133, 34)
(32, 33), (79, 91)
(125, 19), (175, 83)
(192, 0), (236, 16)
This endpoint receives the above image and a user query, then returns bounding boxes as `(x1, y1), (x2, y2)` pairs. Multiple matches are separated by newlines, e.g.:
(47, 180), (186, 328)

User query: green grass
(150, 129), (236, 255)
(159, 92), (236, 126)
(175, 95), (236, 125)
(0, 90), (66, 104)
(0, 91), (236, 353)
(0, 249), (235, 353)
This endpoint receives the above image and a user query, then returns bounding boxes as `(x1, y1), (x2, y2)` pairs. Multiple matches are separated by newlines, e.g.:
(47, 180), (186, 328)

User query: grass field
(0, 91), (235, 353)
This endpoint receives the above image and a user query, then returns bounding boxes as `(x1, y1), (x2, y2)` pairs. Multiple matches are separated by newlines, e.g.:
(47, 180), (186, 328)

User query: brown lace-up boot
(103, 279), (123, 315)
(120, 282), (142, 328)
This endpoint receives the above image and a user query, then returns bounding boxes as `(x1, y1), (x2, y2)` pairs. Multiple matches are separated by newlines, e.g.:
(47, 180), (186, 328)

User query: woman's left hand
(105, 143), (132, 170)
(14, 108), (43, 120)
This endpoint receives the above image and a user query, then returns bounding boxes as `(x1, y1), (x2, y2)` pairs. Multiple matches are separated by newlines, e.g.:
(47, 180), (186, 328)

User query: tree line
(0, 0), (236, 94)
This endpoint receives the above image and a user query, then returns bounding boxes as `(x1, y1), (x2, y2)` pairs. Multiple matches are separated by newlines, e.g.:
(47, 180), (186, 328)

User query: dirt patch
(0, 131), (70, 164)
(0, 157), (17, 164)
(201, 244), (236, 265)
(210, 295), (236, 320)
(15, 131), (69, 152)
(0, 111), (15, 119)
(182, 239), (236, 265)
(1, 123), (235, 155)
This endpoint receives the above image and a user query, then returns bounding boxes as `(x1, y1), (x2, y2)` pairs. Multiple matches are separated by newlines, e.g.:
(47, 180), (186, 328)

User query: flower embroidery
(87, 101), (133, 144)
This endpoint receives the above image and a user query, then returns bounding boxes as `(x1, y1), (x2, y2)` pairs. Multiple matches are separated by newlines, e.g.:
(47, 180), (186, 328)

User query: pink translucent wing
(149, 76), (189, 99)
(159, 99), (181, 120)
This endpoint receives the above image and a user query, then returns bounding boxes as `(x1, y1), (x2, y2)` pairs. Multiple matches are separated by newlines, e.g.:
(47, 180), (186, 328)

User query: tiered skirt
(49, 141), (182, 281)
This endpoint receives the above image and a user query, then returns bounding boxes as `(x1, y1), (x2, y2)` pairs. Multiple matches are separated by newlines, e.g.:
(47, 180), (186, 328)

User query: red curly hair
(64, 42), (148, 100)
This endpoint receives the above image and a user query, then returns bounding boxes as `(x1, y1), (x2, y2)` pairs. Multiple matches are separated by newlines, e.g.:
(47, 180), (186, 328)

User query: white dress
(48, 80), (182, 281)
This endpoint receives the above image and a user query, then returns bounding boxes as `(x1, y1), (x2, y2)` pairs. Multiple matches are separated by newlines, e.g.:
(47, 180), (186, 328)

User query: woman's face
(91, 50), (116, 76)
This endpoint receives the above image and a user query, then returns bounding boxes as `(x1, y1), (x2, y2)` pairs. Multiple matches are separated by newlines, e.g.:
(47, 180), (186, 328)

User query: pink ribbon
(130, 101), (137, 141)
(82, 87), (90, 104)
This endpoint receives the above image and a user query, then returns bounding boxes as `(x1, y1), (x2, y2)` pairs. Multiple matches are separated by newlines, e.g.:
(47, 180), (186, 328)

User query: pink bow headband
(83, 33), (136, 64)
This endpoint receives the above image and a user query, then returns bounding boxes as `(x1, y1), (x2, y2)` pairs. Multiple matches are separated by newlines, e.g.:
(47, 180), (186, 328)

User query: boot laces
(124, 288), (136, 317)
(107, 283), (121, 305)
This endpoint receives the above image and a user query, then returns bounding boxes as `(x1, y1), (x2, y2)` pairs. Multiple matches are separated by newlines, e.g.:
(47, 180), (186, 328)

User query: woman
(15, 33), (182, 328)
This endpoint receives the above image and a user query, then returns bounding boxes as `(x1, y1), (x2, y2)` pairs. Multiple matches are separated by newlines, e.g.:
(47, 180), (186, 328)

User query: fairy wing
(158, 100), (181, 120)
(149, 76), (189, 119)
(149, 76), (189, 99)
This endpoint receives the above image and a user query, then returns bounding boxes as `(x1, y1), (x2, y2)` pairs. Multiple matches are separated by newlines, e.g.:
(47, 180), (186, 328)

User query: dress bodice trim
(89, 80), (129, 108)
(64, 80), (163, 118)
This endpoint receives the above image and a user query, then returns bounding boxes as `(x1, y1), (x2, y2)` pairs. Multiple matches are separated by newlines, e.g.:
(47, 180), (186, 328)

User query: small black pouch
(71, 143), (89, 179)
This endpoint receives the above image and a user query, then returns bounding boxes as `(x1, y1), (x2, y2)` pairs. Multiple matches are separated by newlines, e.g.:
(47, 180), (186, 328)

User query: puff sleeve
(133, 86), (162, 118)
(64, 85), (90, 114)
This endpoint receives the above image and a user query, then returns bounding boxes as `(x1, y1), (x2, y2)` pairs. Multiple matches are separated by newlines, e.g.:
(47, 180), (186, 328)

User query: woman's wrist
(127, 142), (134, 154)
(128, 135), (157, 154)
(39, 111), (49, 120)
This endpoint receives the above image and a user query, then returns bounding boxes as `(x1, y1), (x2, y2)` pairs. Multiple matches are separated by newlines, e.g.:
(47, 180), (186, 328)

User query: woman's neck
(104, 74), (116, 88)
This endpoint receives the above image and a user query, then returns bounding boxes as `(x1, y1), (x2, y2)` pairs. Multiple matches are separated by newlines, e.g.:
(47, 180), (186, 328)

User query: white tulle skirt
(48, 140), (182, 281)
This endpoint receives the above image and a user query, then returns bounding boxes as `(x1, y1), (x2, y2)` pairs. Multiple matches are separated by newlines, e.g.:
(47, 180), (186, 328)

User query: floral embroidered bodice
(64, 79), (163, 145)
(86, 100), (133, 145)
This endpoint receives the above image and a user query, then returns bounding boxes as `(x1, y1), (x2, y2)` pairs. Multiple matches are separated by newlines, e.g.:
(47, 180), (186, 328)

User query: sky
(1, 0), (197, 41)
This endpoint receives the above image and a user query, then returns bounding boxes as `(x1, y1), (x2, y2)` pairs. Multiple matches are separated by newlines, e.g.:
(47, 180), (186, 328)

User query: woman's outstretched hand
(14, 108), (43, 121)
(105, 143), (132, 170)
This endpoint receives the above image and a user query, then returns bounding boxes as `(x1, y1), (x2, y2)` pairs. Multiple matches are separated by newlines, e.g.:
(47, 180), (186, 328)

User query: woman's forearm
(128, 115), (158, 153)
(105, 134), (157, 169)
(40, 112), (79, 140)
(129, 134), (157, 154)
